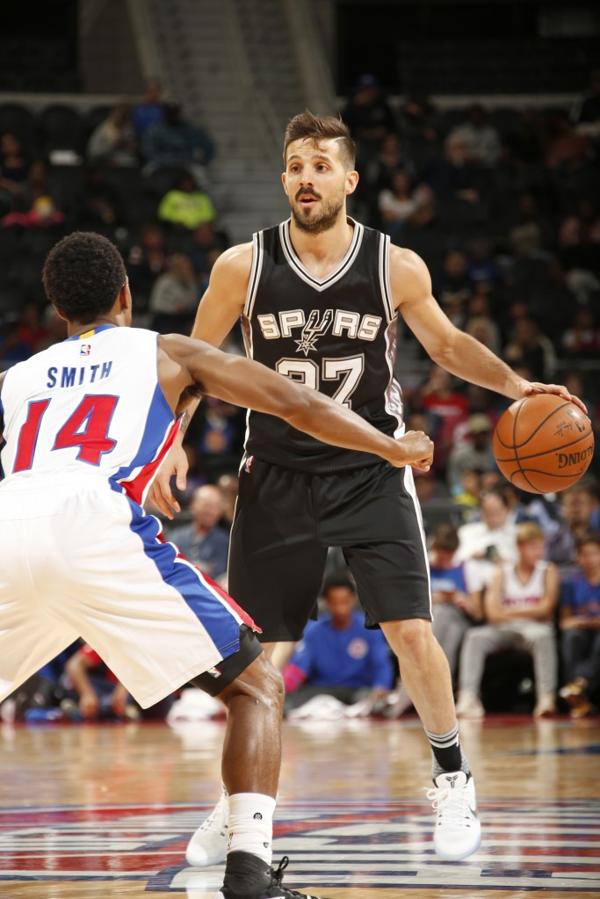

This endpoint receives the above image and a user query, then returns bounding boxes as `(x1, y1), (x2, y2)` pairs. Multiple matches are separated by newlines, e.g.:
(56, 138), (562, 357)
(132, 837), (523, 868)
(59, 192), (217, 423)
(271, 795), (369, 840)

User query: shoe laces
(271, 855), (317, 897)
(426, 781), (473, 829)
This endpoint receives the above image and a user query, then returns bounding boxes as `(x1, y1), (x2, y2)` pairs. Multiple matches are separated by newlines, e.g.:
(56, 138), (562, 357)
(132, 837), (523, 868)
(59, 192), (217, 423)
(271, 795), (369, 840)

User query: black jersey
(242, 217), (404, 473)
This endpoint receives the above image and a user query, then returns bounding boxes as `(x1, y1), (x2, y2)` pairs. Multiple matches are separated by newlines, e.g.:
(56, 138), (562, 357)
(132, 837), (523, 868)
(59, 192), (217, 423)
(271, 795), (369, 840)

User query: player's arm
(160, 333), (433, 470)
(483, 566), (510, 624)
(519, 563), (560, 621)
(148, 244), (252, 516)
(390, 246), (587, 412)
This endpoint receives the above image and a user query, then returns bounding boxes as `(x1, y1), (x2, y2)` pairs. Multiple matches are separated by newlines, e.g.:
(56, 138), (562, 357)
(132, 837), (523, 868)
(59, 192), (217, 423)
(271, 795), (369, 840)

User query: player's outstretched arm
(391, 246), (587, 413)
(160, 333), (433, 471)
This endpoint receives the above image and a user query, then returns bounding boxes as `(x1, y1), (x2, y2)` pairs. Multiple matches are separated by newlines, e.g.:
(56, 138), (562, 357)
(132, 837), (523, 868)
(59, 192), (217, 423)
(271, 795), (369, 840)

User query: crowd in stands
(1, 72), (600, 724)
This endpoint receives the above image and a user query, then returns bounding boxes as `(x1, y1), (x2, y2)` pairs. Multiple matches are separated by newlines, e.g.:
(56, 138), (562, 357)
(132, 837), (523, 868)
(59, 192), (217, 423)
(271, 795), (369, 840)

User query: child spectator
(559, 534), (600, 718)
(456, 523), (559, 719)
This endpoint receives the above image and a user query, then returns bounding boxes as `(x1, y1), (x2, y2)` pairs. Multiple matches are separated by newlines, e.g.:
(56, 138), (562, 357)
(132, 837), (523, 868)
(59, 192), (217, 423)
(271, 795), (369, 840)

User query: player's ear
(345, 169), (359, 197)
(53, 304), (68, 323)
(281, 170), (289, 195)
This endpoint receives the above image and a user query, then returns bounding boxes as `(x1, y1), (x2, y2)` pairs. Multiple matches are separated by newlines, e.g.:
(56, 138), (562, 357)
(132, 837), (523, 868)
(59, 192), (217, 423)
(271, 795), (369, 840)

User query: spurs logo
(295, 309), (334, 356)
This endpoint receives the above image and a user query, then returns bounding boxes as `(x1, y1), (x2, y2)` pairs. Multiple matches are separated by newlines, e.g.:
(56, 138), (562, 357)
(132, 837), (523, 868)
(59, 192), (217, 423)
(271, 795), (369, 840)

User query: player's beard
(291, 193), (345, 234)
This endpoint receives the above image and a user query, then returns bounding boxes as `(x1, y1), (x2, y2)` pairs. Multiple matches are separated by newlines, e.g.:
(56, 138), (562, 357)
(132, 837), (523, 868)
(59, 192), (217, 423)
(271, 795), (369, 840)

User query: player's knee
(220, 655), (284, 712)
(384, 617), (432, 660)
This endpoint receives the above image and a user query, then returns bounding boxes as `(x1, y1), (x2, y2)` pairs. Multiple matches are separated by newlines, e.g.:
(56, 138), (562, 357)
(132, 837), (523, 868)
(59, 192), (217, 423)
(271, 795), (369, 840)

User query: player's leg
(328, 463), (480, 860)
(187, 458), (327, 867)
(517, 621), (558, 717)
(0, 514), (79, 715)
(65, 493), (327, 899)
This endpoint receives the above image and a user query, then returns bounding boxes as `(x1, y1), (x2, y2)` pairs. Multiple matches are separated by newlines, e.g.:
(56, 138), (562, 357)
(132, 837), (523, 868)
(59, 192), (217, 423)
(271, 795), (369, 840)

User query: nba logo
(80, 344), (91, 356)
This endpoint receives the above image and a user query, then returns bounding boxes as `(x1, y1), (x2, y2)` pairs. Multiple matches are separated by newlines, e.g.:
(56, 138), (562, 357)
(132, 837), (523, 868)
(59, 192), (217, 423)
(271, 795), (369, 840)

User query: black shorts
(228, 457), (432, 642)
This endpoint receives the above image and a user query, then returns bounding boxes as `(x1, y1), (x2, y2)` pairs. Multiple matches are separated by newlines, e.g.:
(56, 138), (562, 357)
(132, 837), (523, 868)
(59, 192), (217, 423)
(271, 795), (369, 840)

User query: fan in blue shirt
(284, 578), (394, 701)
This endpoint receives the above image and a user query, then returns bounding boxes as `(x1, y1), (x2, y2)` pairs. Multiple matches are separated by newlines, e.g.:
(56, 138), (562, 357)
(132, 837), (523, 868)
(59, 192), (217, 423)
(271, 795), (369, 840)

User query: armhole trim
(243, 231), (264, 320)
(378, 232), (395, 324)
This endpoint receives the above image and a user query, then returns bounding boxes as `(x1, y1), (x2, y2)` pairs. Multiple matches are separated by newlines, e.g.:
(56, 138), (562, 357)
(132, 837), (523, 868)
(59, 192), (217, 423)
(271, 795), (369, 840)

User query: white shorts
(0, 473), (255, 708)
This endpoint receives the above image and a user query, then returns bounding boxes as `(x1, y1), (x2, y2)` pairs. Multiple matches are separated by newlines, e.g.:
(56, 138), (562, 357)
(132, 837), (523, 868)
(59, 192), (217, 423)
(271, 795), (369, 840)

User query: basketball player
(0, 231), (434, 899)
(150, 113), (584, 864)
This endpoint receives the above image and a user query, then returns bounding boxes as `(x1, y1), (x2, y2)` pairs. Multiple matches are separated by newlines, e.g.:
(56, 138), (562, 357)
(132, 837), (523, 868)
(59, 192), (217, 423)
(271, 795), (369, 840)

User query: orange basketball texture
(493, 394), (595, 494)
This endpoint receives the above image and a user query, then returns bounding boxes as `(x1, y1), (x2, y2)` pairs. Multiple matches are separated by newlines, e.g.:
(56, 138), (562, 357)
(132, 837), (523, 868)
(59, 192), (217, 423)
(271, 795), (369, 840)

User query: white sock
(227, 792), (276, 866)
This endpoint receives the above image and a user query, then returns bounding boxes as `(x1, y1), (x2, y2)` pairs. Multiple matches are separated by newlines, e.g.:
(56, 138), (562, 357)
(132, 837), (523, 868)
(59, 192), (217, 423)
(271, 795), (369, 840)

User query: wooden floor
(0, 716), (599, 898)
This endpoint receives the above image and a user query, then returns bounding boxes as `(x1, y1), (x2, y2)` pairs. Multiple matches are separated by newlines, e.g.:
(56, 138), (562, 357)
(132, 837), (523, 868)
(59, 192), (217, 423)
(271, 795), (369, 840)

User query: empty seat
(38, 105), (85, 156)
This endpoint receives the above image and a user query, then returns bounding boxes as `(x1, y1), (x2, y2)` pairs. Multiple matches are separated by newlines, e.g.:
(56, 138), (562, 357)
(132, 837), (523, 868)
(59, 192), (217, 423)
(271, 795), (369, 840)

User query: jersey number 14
(13, 394), (119, 473)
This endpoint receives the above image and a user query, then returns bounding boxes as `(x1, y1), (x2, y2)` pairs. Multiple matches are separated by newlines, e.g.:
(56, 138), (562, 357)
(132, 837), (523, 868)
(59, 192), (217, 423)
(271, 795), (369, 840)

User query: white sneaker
(455, 692), (485, 719)
(427, 770), (481, 861)
(186, 793), (228, 867)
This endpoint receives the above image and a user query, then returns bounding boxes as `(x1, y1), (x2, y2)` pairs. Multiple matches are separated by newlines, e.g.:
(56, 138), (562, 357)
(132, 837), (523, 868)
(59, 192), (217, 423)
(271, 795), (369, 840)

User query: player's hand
(391, 430), (434, 471)
(79, 690), (99, 720)
(519, 381), (588, 415)
(146, 440), (189, 519)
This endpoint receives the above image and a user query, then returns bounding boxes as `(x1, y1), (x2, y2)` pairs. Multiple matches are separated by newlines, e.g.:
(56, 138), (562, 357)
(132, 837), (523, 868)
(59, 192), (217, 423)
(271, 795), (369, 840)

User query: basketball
(493, 394), (595, 494)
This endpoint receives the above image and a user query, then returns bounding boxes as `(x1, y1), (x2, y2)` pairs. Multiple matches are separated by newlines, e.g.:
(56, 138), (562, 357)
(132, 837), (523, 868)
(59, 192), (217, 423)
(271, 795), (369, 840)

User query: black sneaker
(217, 851), (330, 898)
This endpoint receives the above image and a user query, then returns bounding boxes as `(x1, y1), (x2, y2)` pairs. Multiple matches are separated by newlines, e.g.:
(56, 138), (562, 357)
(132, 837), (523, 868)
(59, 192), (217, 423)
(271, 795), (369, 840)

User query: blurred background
(1, 0), (599, 724)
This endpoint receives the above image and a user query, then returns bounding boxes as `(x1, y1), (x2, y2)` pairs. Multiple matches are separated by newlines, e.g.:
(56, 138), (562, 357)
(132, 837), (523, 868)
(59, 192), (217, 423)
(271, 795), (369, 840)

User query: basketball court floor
(0, 716), (598, 898)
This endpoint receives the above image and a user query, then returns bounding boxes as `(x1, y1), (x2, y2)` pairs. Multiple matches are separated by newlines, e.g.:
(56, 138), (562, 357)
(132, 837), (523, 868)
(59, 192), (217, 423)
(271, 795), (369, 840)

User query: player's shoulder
(211, 242), (253, 279)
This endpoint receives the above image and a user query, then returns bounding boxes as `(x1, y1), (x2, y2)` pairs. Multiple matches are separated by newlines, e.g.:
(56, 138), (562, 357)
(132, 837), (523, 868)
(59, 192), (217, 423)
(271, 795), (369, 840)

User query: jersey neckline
(65, 323), (118, 341)
(279, 217), (364, 292)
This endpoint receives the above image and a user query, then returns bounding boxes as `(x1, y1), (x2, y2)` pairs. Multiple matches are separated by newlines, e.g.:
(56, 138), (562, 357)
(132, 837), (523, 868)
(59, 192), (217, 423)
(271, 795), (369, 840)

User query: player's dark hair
(322, 576), (357, 598)
(432, 522), (459, 553)
(42, 231), (127, 324)
(283, 110), (356, 168)
(575, 533), (600, 552)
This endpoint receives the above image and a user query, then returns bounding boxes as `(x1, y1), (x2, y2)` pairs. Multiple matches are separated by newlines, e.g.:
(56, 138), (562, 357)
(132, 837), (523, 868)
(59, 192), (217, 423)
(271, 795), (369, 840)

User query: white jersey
(0, 324), (254, 710)
(501, 560), (548, 611)
(0, 325), (179, 505)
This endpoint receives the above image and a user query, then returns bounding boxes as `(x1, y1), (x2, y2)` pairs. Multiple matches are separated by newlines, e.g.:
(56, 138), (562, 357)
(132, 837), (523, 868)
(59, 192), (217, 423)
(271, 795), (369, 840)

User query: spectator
(2, 161), (65, 229)
(187, 221), (229, 277)
(455, 489), (518, 588)
(127, 224), (168, 314)
(131, 79), (165, 138)
(193, 397), (244, 477)
(425, 134), (488, 212)
(420, 366), (469, 465)
(0, 132), (29, 210)
(562, 307), (600, 359)
(168, 484), (230, 581)
(87, 104), (137, 167)
(503, 316), (556, 381)
(456, 523), (559, 719)
(143, 103), (215, 172)
(158, 172), (216, 230)
(439, 249), (472, 320)
(430, 524), (483, 678)
(447, 414), (496, 492)
(548, 483), (600, 566)
(341, 74), (396, 158)
(559, 534), (600, 717)
(77, 167), (122, 230)
(448, 104), (502, 167)
(283, 578), (394, 708)
(65, 644), (138, 721)
(149, 253), (198, 333)
(378, 168), (420, 237)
